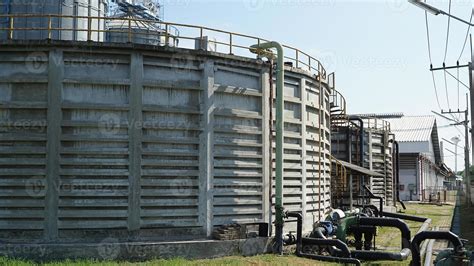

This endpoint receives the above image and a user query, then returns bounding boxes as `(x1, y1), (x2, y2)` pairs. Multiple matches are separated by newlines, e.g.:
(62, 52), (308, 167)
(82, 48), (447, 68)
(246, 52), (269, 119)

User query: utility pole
(443, 137), (462, 173)
(442, 95), (470, 206)
(409, 0), (474, 206)
(430, 35), (473, 206)
(453, 137), (460, 173)
(470, 35), (473, 200)
(431, 61), (471, 170)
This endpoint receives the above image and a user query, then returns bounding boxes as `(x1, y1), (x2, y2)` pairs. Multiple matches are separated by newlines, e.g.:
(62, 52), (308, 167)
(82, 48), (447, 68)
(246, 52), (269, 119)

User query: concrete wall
(0, 42), (331, 243)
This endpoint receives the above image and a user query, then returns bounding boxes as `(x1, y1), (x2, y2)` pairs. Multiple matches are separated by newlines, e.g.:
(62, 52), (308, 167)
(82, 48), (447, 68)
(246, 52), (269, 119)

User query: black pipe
(348, 117), (364, 167)
(382, 211), (432, 234)
(358, 217), (411, 248)
(312, 227), (327, 239)
(352, 248), (411, 261)
(298, 252), (361, 265)
(302, 238), (351, 258)
(347, 121), (354, 209)
(394, 140), (406, 209)
(363, 185), (384, 216)
(286, 212), (361, 265)
(340, 195), (383, 214)
(285, 212), (302, 252)
(410, 231), (464, 266)
(339, 203), (380, 217)
(382, 212), (428, 223)
(389, 138), (406, 210)
(300, 238), (361, 265)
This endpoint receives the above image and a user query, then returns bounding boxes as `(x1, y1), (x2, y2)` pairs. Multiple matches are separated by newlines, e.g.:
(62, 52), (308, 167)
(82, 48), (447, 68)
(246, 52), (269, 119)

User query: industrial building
(385, 115), (451, 201)
(330, 112), (395, 210)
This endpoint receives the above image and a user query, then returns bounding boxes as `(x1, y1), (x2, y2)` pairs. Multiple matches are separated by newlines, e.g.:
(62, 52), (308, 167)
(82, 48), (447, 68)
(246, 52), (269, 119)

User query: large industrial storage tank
(362, 118), (394, 206)
(331, 115), (395, 208)
(106, 1), (178, 46)
(0, 6), (333, 243)
(0, 0), (107, 41)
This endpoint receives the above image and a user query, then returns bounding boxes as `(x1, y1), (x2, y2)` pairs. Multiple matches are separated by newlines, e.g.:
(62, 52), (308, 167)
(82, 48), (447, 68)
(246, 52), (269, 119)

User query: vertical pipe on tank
(383, 131), (388, 205)
(348, 117), (364, 206)
(318, 81), (322, 220)
(268, 60), (274, 237)
(250, 41), (284, 254)
(348, 121), (353, 210)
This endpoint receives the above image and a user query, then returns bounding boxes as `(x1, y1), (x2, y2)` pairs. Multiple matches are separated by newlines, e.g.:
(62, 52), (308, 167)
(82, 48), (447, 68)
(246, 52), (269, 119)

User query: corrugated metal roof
(385, 116), (436, 142)
(333, 159), (385, 177)
(349, 112), (404, 119)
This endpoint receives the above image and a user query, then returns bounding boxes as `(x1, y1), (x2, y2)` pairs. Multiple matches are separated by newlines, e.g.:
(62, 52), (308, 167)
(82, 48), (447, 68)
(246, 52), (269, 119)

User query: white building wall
(400, 168), (417, 201)
(400, 163), (441, 201)
(398, 141), (429, 154)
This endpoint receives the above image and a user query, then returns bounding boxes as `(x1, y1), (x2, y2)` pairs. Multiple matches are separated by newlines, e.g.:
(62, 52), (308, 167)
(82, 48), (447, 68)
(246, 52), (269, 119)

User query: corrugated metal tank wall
(0, 44), (331, 242)
(275, 72), (332, 230)
(362, 119), (394, 206)
(0, 0), (107, 41)
(331, 119), (394, 207)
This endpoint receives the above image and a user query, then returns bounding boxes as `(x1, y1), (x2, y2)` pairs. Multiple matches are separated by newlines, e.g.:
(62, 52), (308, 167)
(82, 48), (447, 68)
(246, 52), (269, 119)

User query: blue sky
(164, 0), (473, 170)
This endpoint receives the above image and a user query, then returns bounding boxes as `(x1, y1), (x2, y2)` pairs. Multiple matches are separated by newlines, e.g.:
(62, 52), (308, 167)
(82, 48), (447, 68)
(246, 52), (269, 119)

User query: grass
(0, 255), (336, 266)
(0, 203), (457, 266)
(376, 202), (455, 250)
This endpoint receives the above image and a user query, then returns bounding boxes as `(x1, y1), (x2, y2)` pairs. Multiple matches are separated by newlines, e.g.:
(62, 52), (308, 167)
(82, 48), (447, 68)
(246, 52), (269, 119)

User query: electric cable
(425, 11), (443, 110)
(457, 9), (473, 62)
(442, 0), (452, 110)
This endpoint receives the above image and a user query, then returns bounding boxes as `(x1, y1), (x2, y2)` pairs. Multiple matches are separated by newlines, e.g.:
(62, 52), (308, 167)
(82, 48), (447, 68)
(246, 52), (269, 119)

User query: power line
(425, 11), (443, 110)
(443, 0), (452, 62)
(453, 6), (473, 121)
(442, 0), (452, 110)
(457, 9), (473, 62)
(423, 4), (466, 138)
(444, 70), (451, 110)
(445, 69), (470, 91)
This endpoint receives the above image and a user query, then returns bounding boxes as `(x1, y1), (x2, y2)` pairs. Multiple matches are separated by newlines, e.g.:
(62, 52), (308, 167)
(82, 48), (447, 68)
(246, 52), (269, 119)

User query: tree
(458, 165), (474, 178)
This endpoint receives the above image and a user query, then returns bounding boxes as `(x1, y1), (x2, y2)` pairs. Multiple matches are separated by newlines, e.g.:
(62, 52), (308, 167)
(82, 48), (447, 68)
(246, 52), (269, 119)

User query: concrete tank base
(0, 237), (272, 262)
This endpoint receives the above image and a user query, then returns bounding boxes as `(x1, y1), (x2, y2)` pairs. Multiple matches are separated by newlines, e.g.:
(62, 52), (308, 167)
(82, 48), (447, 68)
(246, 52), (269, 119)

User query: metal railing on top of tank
(0, 13), (327, 79)
(364, 118), (391, 131)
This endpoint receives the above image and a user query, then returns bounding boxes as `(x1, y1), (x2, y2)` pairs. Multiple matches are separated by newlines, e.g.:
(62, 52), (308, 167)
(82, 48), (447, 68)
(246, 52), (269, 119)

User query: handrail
(331, 155), (348, 201)
(330, 89), (347, 116)
(0, 13), (327, 79)
(363, 118), (391, 131)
